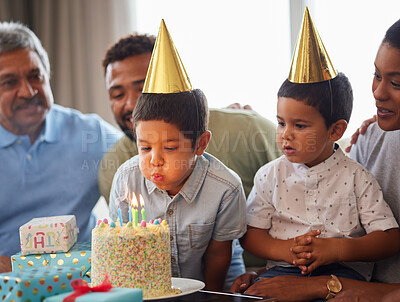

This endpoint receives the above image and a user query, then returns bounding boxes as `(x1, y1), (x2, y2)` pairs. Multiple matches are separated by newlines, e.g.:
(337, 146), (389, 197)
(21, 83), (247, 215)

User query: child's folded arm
(296, 228), (400, 275)
(203, 238), (232, 291)
(239, 226), (294, 264)
(337, 228), (400, 262)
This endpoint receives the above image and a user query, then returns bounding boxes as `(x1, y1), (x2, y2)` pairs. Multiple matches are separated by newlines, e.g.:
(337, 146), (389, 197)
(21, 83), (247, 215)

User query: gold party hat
(288, 7), (337, 83)
(142, 19), (192, 93)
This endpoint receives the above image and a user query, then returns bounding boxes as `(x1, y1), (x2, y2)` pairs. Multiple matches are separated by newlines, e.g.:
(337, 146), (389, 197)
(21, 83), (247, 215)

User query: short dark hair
(277, 72), (353, 128)
(382, 19), (400, 50)
(102, 33), (156, 75)
(133, 89), (209, 148)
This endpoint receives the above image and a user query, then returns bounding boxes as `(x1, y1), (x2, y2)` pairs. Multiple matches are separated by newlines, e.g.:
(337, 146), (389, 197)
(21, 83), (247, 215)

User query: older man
(0, 22), (122, 272)
(98, 33), (281, 289)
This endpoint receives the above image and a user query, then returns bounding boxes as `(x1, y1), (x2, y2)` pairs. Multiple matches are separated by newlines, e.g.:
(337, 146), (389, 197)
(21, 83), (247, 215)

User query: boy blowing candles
(109, 20), (246, 291)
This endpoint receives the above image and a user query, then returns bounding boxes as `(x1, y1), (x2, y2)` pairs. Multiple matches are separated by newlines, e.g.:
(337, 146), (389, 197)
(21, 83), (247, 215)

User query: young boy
(238, 8), (400, 291)
(109, 20), (246, 291)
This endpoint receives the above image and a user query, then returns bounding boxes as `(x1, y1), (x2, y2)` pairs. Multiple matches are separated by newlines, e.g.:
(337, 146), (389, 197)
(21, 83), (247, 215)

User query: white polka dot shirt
(247, 147), (398, 280)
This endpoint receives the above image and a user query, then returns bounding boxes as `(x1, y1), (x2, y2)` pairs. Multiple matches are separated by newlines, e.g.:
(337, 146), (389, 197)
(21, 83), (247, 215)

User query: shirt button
(171, 256), (176, 263)
(170, 235), (174, 241)
(26, 154), (32, 160)
(167, 209), (174, 216)
(17, 139), (22, 144)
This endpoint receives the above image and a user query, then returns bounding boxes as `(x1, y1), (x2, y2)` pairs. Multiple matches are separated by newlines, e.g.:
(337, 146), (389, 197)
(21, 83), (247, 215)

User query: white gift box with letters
(19, 215), (79, 255)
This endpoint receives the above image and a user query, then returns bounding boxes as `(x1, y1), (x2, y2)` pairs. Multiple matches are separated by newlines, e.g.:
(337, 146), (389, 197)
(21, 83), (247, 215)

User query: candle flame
(139, 194), (145, 207)
(131, 192), (138, 208)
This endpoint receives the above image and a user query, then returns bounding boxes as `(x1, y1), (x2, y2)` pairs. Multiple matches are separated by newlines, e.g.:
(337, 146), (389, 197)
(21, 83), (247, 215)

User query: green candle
(134, 207), (138, 227)
(140, 194), (146, 222)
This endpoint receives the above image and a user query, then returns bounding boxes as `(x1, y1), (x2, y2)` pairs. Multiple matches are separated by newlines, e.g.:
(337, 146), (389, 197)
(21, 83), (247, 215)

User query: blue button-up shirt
(109, 153), (247, 281)
(0, 104), (122, 256)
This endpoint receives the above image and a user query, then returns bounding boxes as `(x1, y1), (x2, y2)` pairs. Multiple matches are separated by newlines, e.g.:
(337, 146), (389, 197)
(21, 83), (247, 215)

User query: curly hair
(383, 19), (400, 50)
(102, 33), (156, 75)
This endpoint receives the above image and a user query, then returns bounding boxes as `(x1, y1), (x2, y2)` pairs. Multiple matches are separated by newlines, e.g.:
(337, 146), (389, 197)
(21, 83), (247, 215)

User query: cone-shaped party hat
(288, 7), (337, 83)
(142, 19), (192, 93)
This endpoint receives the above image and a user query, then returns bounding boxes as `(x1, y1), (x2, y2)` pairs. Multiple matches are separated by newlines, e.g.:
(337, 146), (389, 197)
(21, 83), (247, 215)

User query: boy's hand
(288, 229), (321, 267)
(292, 237), (340, 274)
(229, 271), (258, 293)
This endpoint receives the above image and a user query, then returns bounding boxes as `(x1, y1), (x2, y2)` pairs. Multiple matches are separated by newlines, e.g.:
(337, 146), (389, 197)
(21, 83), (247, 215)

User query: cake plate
(144, 277), (205, 301)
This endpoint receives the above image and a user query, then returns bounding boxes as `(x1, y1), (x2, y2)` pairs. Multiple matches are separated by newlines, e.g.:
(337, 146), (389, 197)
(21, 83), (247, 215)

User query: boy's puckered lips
(151, 173), (164, 182)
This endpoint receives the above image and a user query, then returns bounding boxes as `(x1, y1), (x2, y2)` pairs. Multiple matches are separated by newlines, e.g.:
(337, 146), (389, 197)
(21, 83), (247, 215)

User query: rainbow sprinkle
(91, 219), (174, 298)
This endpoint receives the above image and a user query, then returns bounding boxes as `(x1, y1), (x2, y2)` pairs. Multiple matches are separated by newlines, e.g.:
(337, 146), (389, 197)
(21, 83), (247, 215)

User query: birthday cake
(91, 219), (175, 298)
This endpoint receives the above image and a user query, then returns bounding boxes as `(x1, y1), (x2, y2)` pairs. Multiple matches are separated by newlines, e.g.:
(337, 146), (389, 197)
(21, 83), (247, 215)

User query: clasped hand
(289, 229), (339, 274)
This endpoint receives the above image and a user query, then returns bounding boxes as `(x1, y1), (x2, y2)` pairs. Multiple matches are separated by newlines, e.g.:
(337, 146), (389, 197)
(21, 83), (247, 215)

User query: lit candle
(129, 192), (138, 223)
(134, 207), (138, 227)
(139, 194), (145, 222)
(132, 193), (139, 227)
(117, 208), (123, 227)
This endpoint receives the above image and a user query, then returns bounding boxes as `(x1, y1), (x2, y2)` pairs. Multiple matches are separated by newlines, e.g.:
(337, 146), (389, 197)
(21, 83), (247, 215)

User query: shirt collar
(0, 124), (19, 148)
(41, 106), (60, 143)
(0, 106), (59, 148)
(145, 155), (209, 204)
(307, 143), (345, 174)
(287, 144), (344, 174)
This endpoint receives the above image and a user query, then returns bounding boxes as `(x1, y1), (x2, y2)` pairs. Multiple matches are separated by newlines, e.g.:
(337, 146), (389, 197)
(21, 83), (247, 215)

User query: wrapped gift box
(44, 287), (143, 302)
(12, 242), (91, 281)
(0, 266), (82, 302)
(19, 215), (79, 255)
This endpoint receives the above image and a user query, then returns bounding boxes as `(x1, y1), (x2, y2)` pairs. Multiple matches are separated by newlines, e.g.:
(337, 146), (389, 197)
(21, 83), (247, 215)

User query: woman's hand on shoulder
(345, 115), (376, 153)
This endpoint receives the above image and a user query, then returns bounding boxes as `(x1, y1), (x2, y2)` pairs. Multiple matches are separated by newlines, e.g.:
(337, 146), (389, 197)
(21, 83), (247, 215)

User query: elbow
(239, 232), (248, 250)
(393, 228), (400, 254)
(385, 228), (400, 257)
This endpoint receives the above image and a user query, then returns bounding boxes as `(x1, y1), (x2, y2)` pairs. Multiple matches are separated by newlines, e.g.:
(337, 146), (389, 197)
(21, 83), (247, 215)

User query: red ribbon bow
(63, 274), (112, 302)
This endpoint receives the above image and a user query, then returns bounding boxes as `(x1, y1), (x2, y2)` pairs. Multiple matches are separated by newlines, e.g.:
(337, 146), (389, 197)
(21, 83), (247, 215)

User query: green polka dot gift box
(0, 266), (82, 302)
(43, 287), (143, 302)
(11, 242), (91, 282)
(43, 274), (142, 302)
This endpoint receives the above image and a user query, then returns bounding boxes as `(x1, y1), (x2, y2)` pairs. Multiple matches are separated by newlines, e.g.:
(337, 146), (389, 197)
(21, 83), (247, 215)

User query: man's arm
(0, 255), (11, 273)
(203, 239), (232, 291)
(332, 287), (400, 302)
(245, 275), (400, 301)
